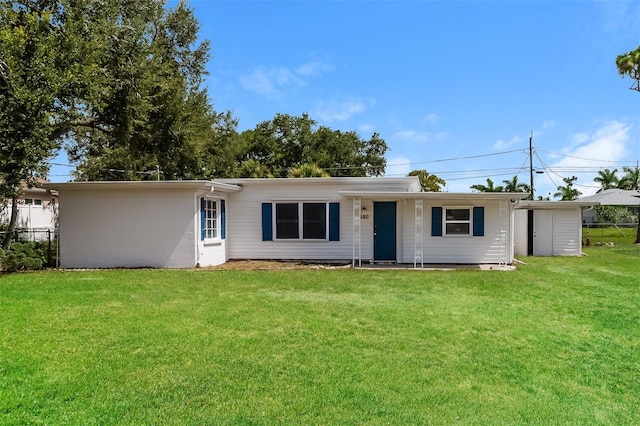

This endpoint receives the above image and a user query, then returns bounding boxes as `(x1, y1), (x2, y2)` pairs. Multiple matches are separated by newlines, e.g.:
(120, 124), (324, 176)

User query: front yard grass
(1, 244), (639, 425)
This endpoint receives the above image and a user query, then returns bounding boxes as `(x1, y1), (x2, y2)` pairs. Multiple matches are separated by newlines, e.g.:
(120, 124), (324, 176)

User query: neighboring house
(579, 189), (640, 224)
(514, 201), (598, 257)
(0, 181), (59, 232)
(44, 178), (536, 269)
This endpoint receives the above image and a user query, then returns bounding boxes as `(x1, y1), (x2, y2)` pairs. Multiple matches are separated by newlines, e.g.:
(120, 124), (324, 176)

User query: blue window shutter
(473, 207), (485, 236)
(200, 198), (206, 241)
(262, 203), (273, 241)
(329, 202), (340, 241)
(221, 200), (226, 240)
(431, 207), (442, 236)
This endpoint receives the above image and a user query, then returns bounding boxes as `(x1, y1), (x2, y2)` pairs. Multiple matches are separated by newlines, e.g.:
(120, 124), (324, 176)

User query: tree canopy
(616, 45), (640, 92)
(470, 178), (504, 193)
(237, 113), (387, 178)
(553, 176), (581, 201)
(408, 170), (446, 192)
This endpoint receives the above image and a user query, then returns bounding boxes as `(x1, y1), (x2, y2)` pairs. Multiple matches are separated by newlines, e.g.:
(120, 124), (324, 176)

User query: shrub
(0, 242), (45, 272)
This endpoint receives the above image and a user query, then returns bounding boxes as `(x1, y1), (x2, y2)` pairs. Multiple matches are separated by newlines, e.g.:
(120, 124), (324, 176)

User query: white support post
(499, 199), (508, 266)
(414, 199), (423, 268)
(352, 198), (362, 267)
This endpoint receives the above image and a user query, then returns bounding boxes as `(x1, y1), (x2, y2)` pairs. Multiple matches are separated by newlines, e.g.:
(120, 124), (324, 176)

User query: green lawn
(1, 246), (639, 425)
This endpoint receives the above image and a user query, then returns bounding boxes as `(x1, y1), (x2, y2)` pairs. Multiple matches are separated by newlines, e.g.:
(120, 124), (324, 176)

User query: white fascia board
(338, 191), (531, 201)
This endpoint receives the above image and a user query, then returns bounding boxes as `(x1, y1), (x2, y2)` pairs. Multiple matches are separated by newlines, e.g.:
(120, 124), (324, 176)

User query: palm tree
(594, 168), (619, 191)
(553, 176), (582, 200)
(287, 163), (330, 178)
(618, 166), (640, 190)
(470, 178), (504, 193)
(502, 175), (530, 193)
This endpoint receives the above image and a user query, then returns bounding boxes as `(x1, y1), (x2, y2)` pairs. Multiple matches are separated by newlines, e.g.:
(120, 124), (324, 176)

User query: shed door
(374, 202), (396, 261)
(533, 210), (553, 256)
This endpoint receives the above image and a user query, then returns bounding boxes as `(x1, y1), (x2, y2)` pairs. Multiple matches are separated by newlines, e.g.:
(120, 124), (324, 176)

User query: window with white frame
(444, 207), (471, 235)
(203, 199), (218, 239)
(275, 202), (327, 240)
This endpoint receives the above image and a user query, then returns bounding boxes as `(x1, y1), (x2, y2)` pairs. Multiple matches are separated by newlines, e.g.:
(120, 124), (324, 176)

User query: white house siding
(223, 180), (356, 261)
(414, 199), (513, 264)
(513, 205), (585, 257)
(219, 178), (419, 262)
(552, 209), (582, 256)
(59, 189), (198, 268)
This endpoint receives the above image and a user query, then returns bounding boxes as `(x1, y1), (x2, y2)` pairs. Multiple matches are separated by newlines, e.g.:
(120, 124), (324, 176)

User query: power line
(536, 149), (637, 164)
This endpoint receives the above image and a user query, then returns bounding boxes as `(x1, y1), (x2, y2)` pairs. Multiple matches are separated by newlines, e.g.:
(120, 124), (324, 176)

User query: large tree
(67, 0), (214, 181)
(238, 113), (388, 178)
(618, 166), (640, 190)
(1, 0), (214, 246)
(408, 170), (446, 192)
(594, 168), (619, 191)
(502, 175), (530, 193)
(0, 1), (75, 248)
(616, 47), (640, 243)
(553, 176), (581, 201)
(616, 45), (640, 92)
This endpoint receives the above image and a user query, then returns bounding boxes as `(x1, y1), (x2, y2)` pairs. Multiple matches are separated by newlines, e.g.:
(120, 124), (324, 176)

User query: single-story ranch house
(43, 177), (594, 269)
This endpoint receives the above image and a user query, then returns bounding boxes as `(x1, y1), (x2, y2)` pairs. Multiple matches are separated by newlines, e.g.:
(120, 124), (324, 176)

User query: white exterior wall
(514, 208), (583, 257)
(552, 209), (582, 256)
(514, 210), (529, 257)
(404, 199), (514, 264)
(59, 189), (198, 268)
(226, 180), (358, 261)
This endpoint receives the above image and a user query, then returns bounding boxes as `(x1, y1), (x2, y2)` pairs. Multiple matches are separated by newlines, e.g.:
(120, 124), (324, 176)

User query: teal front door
(374, 202), (397, 261)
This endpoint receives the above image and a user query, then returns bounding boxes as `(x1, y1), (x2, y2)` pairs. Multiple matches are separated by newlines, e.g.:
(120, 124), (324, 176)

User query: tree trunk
(1, 196), (18, 250)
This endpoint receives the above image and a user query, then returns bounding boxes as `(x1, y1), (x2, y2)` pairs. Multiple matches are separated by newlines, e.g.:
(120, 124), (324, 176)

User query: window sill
(273, 239), (330, 242)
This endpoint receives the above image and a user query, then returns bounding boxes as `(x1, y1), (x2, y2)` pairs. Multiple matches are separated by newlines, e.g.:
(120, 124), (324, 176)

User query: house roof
(514, 200), (599, 210)
(578, 189), (640, 206)
(42, 180), (242, 193)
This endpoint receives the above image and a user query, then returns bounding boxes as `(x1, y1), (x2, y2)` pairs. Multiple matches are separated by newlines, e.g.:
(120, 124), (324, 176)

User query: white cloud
(493, 135), (522, 150)
(542, 120), (556, 130)
(239, 60), (334, 98)
(313, 98), (370, 122)
(359, 124), (376, 134)
(424, 113), (440, 124)
(543, 121), (631, 197)
(385, 155), (412, 177)
(295, 60), (335, 77)
(239, 67), (303, 98)
(393, 130), (430, 144)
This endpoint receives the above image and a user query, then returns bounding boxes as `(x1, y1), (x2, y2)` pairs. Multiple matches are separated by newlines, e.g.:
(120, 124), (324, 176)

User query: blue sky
(50, 0), (640, 198)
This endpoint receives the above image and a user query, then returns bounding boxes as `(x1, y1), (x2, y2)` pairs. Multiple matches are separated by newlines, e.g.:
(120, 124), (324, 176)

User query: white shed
(514, 201), (597, 257)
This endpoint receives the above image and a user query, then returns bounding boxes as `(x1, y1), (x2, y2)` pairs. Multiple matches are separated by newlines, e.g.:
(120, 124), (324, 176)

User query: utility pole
(529, 131), (534, 200)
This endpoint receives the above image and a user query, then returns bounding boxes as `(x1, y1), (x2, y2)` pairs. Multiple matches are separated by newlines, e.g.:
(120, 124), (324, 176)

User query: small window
(34, 199), (42, 206)
(24, 198), (33, 205)
(303, 203), (327, 239)
(444, 208), (471, 235)
(274, 202), (328, 240)
(203, 199), (218, 239)
(276, 203), (299, 239)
